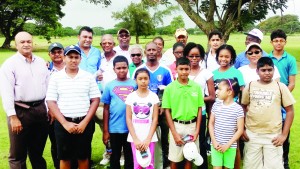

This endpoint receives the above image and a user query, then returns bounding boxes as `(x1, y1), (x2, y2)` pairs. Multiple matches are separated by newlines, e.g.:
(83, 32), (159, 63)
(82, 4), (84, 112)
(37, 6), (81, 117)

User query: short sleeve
(151, 92), (160, 104)
(125, 92), (134, 105)
(236, 104), (244, 118)
(279, 83), (296, 107)
(101, 85), (111, 104)
(288, 57), (297, 76)
(46, 75), (58, 101)
(161, 86), (171, 108)
(89, 75), (101, 99)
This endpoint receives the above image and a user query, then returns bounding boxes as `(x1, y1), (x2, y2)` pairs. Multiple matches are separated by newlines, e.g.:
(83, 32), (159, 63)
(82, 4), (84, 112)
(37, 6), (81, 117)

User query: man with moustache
(0, 31), (49, 169)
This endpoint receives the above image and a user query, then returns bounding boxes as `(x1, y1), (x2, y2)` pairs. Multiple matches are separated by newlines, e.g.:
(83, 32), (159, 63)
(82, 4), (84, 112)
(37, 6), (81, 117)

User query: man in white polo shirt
(46, 45), (100, 169)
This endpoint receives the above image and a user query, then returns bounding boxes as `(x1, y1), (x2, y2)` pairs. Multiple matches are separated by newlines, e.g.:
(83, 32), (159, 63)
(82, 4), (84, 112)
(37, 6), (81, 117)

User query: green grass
(0, 34), (299, 169)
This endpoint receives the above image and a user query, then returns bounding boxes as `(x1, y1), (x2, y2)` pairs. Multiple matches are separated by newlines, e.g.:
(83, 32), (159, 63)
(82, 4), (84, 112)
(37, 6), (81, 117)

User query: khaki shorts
(94, 103), (104, 129)
(168, 122), (199, 162)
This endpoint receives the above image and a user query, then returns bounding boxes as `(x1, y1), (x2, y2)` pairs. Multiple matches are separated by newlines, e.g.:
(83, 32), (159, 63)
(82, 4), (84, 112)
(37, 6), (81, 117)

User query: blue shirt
(269, 51), (297, 86)
(101, 79), (136, 133)
(78, 45), (101, 74)
(234, 50), (269, 69)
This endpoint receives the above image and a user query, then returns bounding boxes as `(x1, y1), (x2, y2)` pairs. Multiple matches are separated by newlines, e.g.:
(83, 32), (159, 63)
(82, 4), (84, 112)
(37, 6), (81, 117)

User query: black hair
(208, 30), (223, 40)
(172, 42), (185, 51)
(134, 68), (150, 79)
(183, 42), (205, 60)
(113, 55), (129, 67)
(176, 57), (190, 67)
(270, 29), (287, 40)
(220, 78), (240, 97)
(257, 57), (274, 69)
(153, 36), (165, 47)
(216, 44), (236, 65)
(78, 26), (94, 35)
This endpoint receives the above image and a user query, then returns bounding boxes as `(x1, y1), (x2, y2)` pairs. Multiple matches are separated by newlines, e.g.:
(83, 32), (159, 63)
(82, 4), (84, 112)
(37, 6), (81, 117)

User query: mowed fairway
(0, 34), (299, 169)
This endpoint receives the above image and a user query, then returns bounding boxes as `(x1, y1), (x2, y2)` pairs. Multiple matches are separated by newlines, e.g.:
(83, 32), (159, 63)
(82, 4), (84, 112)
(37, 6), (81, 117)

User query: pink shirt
(169, 61), (177, 80)
(0, 52), (49, 116)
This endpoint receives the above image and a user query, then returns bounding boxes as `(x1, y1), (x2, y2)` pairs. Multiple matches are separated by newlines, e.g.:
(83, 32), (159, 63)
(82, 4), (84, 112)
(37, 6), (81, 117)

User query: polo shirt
(129, 60), (144, 78)
(234, 50), (269, 69)
(162, 79), (204, 121)
(78, 45), (101, 74)
(269, 51), (297, 86)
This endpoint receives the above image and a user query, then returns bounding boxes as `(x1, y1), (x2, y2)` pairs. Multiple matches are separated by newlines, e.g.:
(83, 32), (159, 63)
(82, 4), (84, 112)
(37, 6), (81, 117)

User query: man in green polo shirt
(162, 57), (204, 169)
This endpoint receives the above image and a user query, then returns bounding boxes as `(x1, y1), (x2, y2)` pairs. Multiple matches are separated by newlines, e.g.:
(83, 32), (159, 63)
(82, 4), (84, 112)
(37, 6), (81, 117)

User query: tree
(258, 15), (300, 34)
(112, 3), (155, 44)
(143, 0), (288, 42)
(0, 0), (65, 48)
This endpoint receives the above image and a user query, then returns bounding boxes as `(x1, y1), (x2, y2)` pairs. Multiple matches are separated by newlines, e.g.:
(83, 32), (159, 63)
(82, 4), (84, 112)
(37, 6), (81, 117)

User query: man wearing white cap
(234, 28), (269, 69)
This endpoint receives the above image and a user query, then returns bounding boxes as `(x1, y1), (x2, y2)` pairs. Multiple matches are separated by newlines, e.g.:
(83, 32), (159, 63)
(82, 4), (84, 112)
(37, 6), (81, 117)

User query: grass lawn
(0, 34), (299, 169)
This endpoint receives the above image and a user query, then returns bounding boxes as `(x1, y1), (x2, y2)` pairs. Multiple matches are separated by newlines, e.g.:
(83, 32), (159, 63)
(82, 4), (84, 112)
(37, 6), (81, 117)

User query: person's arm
(241, 104), (249, 141)
(204, 77), (215, 102)
(126, 104), (142, 150)
(220, 117), (244, 153)
(287, 75), (296, 92)
(165, 108), (185, 146)
(192, 107), (202, 141)
(76, 97), (100, 133)
(272, 105), (294, 147)
(141, 103), (159, 151)
(208, 112), (220, 151)
(102, 103), (110, 145)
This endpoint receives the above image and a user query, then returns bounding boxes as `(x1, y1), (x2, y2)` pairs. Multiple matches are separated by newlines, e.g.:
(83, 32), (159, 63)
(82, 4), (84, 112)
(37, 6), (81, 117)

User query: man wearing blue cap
(46, 45), (101, 169)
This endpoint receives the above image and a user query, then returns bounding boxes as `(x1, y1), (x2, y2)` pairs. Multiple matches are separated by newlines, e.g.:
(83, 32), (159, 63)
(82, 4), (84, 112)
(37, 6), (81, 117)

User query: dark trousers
(198, 114), (208, 169)
(158, 114), (170, 168)
(49, 122), (59, 169)
(110, 133), (133, 169)
(283, 120), (290, 169)
(8, 103), (49, 169)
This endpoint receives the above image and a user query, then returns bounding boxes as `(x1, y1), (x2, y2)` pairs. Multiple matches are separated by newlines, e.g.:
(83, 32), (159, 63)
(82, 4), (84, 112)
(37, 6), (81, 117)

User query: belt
(173, 118), (197, 124)
(15, 99), (45, 108)
(65, 116), (86, 122)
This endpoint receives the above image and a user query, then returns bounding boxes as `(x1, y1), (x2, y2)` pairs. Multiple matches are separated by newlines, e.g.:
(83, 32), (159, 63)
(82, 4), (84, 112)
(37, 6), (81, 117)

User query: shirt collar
(17, 52), (36, 63)
(174, 78), (192, 87)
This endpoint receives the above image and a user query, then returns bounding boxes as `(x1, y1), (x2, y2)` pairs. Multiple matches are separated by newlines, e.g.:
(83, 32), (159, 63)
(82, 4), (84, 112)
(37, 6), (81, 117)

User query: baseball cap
(175, 28), (188, 38)
(48, 42), (64, 52)
(136, 149), (151, 168)
(64, 45), (81, 56)
(244, 28), (263, 41)
(117, 28), (130, 35)
(245, 42), (262, 52)
(183, 142), (203, 166)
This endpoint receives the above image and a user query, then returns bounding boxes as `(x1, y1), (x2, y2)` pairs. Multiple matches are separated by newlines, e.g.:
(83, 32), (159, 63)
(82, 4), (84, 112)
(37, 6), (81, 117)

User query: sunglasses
(247, 51), (261, 55)
(131, 53), (141, 57)
(119, 33), (129, 38)
(187, 55), (201, 58)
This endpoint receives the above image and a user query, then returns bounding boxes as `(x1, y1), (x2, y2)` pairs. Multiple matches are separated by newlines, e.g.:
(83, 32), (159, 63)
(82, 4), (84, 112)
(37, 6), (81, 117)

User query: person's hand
(76, 121), (88, 134)
(241, 130), (249, 142)
(102, 131), (110, 145)
(219, 144), (230, 153)
(133, 138), (143, 151)
(140, 138), (151, 152)
(272, 134), (287, 147)
(212, 140), (221, 151)
(96, 71), (103, 81)
(10, 115), (23, 134)
(62, 121), (78, 134)
(191, 132), (198, 142)
(48, 110), (55, 125)
(172, 132), (184, 146)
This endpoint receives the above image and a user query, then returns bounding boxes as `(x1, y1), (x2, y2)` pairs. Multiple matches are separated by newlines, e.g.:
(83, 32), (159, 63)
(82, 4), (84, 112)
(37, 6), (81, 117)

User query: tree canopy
(0, 0), (65, 48)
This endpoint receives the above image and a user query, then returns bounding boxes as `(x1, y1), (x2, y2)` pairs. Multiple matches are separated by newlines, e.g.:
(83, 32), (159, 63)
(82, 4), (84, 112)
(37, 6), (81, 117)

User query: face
(209, 35), (222, 51)
(153, 38), (164, 53)
(173, 46), (184, 60)
(118, 31), (131, 48)
(187, 47), (202, 67)
(101, 35), (115, 53)
(78, 30), (93, 48)
(136, 72), (149, 89)
(64, 52), (81, 70)
(49, 48), (64, 64)
(130, 48), (143, 65)
(217, 49), (232, 68)
(176, 64), (190, 81)
(245, 35), (260, 46)
(176, 35), (188, 45)
(145, 43), (158, 62)
(271, 37), (286, 51)
(114, 62), (128, 80)
(216, 81), (230, 100)
(257, 65), (274, 83)
(246, 47), (262, 65)
(15, 32), (33, 57)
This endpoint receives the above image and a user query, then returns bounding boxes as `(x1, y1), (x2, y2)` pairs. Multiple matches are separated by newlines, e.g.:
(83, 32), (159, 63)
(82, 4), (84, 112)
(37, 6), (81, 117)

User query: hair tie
(227, 79), (233, 91)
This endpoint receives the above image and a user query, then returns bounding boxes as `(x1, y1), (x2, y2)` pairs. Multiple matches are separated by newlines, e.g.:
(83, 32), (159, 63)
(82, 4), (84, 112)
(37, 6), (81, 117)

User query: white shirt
(161, 48), (176, 66)
(113, 46), (132, 64)
(205, 50), (220, 72)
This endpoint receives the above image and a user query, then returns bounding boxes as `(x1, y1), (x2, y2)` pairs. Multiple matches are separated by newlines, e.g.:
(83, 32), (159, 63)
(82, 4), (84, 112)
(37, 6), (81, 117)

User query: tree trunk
(135, 35), (139, 44)
(1, 36), (13, 48)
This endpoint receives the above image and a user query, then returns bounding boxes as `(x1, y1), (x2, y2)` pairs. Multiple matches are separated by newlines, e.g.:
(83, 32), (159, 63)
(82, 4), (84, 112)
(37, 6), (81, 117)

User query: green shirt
(162, 79), (204, 121)
(129, 61), (144, 78)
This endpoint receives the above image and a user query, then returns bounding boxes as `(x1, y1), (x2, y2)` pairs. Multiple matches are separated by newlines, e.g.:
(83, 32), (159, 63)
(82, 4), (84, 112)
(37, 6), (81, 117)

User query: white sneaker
(99, 158), (110, 165)
(120, 159), (125, 166)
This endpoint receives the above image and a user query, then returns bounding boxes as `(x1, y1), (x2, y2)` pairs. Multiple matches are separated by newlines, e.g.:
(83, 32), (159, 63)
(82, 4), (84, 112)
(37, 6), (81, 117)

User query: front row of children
(47, 46), (295, 169)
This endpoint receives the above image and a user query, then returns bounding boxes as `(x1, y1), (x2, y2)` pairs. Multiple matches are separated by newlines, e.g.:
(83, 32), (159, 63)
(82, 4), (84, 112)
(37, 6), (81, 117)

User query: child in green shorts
(208, 78), (244, 169)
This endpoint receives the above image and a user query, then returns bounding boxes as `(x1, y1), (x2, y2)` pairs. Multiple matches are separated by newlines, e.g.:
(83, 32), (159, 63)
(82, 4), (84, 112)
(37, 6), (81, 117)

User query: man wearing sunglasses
(114, 28), (132, 63)
(234, 28), (269, 69)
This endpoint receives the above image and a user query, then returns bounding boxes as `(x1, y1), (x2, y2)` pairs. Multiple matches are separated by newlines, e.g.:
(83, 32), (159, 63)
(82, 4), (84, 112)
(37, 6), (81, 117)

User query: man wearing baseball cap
(113, 28), (132, 63)
(161, 28), (188, 66)
(46, 45), (100, 169)
(234, 28), (269, 69)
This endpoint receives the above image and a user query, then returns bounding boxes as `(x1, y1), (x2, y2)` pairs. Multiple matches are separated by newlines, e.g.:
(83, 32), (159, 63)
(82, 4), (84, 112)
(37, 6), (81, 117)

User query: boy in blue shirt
(101, 55), (135, 169)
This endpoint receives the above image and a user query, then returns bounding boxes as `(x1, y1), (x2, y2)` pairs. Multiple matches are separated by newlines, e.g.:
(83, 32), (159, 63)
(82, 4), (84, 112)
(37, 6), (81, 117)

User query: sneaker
(99, 158), (110, 165)
(120, 159), (125, 166)
(207, 150), (211, 156)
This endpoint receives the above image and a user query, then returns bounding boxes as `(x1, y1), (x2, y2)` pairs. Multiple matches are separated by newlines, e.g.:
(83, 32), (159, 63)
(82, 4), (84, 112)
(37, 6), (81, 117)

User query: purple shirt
(0, 52), (49, 116)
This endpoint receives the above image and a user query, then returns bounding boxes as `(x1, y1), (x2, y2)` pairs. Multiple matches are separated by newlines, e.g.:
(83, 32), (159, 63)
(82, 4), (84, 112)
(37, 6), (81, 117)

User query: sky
(60, 0), (300, 29)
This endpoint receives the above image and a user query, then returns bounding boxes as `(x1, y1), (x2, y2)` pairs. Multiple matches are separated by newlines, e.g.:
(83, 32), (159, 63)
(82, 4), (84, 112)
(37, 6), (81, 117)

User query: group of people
(0, 26), (297, 169)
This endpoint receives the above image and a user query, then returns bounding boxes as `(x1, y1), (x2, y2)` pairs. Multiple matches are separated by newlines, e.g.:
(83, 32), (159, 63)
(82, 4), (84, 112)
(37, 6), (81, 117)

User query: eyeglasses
(101, 42), (113, 46)
(119, 33), (129, 38)
(131, 53), (141, 57)
(187, 55), (201, 58)
(247, 51), (261, 55)
(272, 40), (286, 43)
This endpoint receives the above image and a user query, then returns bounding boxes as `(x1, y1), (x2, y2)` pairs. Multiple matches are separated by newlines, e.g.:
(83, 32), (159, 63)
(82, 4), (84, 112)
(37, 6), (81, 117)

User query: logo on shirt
(191, 92), (198, 97)
(113, 86), (134, 102)
(133, 102), (152, 119)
